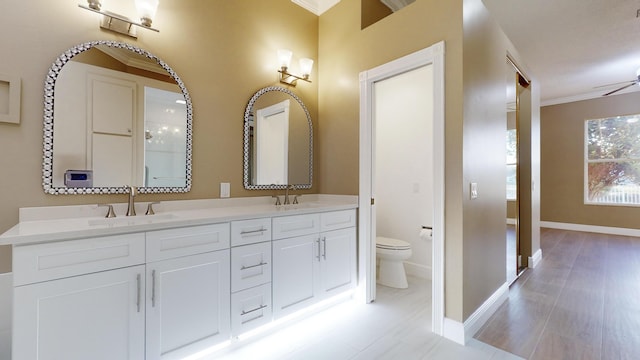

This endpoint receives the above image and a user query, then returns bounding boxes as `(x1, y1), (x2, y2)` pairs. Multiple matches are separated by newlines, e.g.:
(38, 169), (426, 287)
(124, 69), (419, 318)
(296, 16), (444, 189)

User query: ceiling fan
(602, 68), (640, 96)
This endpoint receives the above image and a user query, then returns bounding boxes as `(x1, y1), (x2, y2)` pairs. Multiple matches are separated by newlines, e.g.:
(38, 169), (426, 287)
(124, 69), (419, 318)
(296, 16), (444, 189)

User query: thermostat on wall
(64, 170), (93, 188)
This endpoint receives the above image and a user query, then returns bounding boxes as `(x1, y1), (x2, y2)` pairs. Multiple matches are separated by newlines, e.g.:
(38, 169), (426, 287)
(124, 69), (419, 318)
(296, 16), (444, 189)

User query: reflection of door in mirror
(52, 58), (184, 188)
(143, 87), (187, 188)
(506, 57), (531, 285)
(255, 100), (290, 185)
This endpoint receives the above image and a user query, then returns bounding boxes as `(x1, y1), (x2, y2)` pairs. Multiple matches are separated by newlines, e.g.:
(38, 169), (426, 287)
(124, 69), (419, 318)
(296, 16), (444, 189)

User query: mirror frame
(243, 86), (313, 190)
(43, 40), (193, 195)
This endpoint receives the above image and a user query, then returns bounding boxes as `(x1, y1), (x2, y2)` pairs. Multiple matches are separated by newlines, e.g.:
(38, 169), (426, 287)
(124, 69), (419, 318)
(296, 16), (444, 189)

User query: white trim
(443, 282), (509, 346)
(404, 262), (432, 280)
(291, 0), (341, 15)
(506, 218), (516, 225)
(463, 283), (509, 343)
(443, 318), (465, 345)
(542, 87), (640, 107)
(528, 249), (542, 268)
(358, 41), (446, 336)
(541, 221), (640, 237)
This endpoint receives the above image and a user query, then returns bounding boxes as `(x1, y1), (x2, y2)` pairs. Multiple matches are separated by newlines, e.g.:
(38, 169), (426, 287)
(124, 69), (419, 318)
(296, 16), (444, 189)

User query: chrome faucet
(284, 184), (296, 205)
(125, 186), (137, 216)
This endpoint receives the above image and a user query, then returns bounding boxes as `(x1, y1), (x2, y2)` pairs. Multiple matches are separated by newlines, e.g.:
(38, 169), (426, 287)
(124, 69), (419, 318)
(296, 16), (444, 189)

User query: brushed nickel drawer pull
(136, 274), (141, 313)
(240, 228), (267, 235)
(240, 262), (268, 270)
(241, 304), (268, 316)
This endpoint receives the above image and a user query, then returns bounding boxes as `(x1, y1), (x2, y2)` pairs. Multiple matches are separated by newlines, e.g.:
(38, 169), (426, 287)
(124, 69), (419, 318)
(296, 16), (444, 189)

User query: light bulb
(299, 58), (314, 79)
(135, 0), (159, 27)
(278, 49), (293, 70)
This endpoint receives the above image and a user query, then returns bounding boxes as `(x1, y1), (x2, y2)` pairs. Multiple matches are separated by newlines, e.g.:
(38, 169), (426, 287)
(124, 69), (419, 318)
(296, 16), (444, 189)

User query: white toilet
(376, 236), (412, 289)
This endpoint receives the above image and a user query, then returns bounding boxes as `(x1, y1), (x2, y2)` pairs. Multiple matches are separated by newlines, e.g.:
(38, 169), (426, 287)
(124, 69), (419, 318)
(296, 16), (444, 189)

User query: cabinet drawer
(272, 213), (320, 240)
(13, 233), (145, 286)
(231, 242), (271, 292)
(231, 283), (272, 336)
(146, 223), (230, 262)
(231, 218), (271, 246)
(320, 210), (356, 232)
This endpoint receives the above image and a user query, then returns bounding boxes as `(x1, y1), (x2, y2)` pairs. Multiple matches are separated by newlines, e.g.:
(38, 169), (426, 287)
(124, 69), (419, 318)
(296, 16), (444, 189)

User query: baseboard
(404, 261), (432, 280)
(443, 317), (465, 345)
(442, 282), (509, 346)
(463, 282), (509, 343)
(528, 249), (542, 268)
(506, 218), (516, 225)
(541, 221), (640, 237)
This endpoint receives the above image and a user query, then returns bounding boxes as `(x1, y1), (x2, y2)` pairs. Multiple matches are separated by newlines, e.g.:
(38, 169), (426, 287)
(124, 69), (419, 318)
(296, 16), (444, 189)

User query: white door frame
(358, 41), (445, 335)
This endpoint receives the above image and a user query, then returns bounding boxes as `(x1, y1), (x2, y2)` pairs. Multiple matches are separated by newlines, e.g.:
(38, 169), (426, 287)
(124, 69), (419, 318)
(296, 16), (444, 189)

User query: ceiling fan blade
(602, 81), (638, 96)
(593, 79), (636, 89)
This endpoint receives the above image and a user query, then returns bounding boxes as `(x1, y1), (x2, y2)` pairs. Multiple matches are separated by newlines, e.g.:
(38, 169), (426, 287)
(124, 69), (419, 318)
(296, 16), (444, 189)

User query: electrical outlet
(220, 182), (230, 198)
(470, 182), (478, 199)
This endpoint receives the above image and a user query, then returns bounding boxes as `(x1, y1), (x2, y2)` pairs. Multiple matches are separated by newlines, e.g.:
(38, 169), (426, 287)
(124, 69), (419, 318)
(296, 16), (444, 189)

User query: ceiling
(483, 0), (640, 105)
(294, 0), (640, 106)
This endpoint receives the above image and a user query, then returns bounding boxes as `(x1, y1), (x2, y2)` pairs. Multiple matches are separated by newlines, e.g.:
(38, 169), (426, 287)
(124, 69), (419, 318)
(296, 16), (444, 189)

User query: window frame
(584, 114), (640, 207)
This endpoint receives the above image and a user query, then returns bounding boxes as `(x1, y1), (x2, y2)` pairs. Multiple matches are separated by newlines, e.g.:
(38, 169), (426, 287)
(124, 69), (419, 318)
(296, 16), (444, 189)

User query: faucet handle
(97, 204), (116, 218)
(146, 202), (160, 215)
(272, 195), (281, 206)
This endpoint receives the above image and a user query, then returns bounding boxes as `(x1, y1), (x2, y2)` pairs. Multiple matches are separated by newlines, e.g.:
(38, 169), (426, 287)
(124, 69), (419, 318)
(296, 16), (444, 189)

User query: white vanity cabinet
(272, 210), (356, 319)
(230, 218), (273, 336)
(144, 223), (231, 360)
(12, 233), (147, 360)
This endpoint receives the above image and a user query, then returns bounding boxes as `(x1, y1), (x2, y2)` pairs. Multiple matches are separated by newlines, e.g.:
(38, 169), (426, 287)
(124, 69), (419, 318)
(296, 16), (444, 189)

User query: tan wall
(0, 0), (319, 273)
(317, 0), (467, 321)
(461, 0), (539, 319)
(541, 92), (640, 228)
(317, 0), (541, 322)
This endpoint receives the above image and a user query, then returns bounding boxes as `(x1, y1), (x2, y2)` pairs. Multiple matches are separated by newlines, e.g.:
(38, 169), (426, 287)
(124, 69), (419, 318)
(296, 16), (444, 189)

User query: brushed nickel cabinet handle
(322, 237), (327, 260)
(240, 228), (267, 235)
(136, 274), (141, 313)
(241, 304), (268, 316)
(240, 262), (268, 270)
(151, 270), (157, 307)
(316, 238), (321, 261)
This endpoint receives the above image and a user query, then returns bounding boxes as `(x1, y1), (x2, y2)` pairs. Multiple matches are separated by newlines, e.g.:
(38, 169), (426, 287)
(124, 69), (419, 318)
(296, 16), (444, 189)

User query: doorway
(358, 42), (445, 335)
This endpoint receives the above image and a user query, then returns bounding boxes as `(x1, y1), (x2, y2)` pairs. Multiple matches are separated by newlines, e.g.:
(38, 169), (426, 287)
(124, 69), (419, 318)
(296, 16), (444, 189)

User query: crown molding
(291, 0), (341, 15)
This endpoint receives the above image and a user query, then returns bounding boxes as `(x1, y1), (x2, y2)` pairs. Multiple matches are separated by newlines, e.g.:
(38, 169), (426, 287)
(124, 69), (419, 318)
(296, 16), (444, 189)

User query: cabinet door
(13, 265), (145, 360)
(319, 228), (357, 298)
(146, 250), (230, 360)
(272, 234), (320, 319)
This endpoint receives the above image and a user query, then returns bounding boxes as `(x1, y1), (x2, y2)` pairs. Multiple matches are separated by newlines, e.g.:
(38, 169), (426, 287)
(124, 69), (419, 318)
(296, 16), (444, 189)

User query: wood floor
(475, 228), (640, 359)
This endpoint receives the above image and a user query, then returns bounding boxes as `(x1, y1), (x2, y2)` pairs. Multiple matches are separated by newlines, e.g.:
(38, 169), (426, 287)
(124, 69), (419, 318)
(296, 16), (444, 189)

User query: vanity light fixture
(78, 0), (160, 39)
(277, 49), (314, 86)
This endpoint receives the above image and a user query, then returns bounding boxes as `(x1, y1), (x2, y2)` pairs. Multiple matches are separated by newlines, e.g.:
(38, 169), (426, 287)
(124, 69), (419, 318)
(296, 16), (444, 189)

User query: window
(506, 129), (517, 200)
(585, 114), (640, 205)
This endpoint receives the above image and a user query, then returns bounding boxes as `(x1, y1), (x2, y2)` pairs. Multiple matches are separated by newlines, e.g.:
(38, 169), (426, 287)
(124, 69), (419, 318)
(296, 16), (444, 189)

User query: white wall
(375, 64), (434, 278)
(0, 273), (11, 359)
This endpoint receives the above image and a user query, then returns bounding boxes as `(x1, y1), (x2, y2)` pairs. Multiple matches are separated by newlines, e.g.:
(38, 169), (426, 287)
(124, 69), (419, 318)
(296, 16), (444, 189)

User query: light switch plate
(470, 182), (478, 199)
(220, 182), (230, 198)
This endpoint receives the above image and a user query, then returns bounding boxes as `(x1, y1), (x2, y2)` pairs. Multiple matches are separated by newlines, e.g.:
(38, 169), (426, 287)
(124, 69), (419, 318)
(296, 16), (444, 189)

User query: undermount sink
(88, 213), (177, 227)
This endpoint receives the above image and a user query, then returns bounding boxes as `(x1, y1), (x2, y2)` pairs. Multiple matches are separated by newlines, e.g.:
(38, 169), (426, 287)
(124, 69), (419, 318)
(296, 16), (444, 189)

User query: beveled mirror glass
(43, 40), (192, 195)
(243, 86), (312, 190)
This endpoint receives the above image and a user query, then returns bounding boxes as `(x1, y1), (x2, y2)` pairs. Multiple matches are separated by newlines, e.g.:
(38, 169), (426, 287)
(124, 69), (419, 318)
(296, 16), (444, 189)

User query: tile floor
(210, 277), (522, 360)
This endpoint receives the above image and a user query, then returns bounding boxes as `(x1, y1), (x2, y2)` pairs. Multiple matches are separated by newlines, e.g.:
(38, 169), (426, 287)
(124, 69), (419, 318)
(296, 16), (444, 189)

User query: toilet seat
(376, 236), (411, 250)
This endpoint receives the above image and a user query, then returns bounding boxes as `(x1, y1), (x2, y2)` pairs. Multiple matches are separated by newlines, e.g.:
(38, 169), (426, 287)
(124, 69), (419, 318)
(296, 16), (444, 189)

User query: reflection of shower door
(256, 100), (290, 185)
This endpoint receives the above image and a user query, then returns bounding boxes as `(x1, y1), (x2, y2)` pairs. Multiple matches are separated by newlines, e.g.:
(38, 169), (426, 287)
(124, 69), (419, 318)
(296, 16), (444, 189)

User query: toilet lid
(376, 236), (411, 250)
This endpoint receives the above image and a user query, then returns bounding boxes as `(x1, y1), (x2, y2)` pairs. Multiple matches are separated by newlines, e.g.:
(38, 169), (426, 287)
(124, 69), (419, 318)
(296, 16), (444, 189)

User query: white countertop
(0, 195), (358, 246)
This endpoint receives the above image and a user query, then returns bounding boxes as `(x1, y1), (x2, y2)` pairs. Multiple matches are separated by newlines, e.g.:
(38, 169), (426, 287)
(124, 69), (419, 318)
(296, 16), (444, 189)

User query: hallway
(475, 228), (640, 359)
